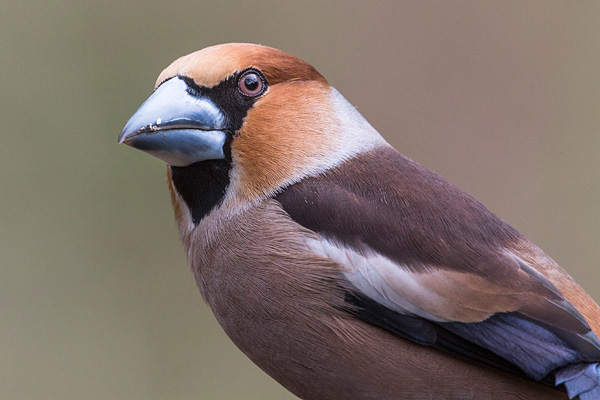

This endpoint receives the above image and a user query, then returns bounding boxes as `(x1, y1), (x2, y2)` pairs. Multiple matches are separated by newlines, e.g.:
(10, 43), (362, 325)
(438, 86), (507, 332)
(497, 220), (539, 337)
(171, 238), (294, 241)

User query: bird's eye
(238, 70), (265, 97)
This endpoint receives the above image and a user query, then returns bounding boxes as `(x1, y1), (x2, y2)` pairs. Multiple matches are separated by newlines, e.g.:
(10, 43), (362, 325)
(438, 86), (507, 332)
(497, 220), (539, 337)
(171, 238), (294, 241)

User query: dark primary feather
(274, 145), (600, 385)
(343, 290), (560, 388)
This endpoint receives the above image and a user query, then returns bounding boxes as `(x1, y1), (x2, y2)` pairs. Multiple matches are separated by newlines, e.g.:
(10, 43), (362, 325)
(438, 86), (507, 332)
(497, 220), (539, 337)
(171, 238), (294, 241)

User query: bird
(119, 43), (600, 399)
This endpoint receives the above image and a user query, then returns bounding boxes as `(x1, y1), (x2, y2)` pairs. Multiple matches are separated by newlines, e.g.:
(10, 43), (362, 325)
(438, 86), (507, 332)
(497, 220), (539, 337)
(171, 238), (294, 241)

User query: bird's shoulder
(275, 145), (522, 277)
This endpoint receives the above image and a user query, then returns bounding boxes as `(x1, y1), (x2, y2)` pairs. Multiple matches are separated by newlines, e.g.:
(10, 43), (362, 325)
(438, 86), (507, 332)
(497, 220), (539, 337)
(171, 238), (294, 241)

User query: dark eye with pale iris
(238, 71), (264, 96)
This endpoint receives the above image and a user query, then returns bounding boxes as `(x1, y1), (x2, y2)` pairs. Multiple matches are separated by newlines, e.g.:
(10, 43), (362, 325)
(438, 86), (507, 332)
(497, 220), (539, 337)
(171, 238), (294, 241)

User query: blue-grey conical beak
(119, 77), (228, 167)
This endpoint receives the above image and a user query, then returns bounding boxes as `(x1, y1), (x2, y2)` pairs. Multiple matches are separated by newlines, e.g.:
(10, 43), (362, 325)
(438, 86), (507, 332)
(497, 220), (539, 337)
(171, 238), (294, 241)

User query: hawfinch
(119, 43), (600, 399)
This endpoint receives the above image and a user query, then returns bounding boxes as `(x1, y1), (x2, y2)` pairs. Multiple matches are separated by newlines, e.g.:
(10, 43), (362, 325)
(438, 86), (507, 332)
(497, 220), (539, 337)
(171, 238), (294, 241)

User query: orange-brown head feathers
(121, 43), (385, 225)
(156, 43), (328, 89)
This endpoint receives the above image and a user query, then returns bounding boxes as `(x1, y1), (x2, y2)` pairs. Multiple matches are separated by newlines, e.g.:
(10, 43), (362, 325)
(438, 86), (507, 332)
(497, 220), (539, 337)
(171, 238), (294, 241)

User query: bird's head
(120, 43), (384, 224)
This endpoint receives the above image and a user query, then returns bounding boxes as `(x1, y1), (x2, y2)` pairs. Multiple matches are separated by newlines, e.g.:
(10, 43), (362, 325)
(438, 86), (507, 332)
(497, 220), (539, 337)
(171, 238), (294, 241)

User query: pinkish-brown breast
(183, 199), (566, 400)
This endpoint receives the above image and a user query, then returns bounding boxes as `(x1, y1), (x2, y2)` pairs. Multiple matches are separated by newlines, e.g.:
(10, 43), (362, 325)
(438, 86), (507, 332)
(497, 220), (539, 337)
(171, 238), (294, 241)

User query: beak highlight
(119, 77), (228, 167)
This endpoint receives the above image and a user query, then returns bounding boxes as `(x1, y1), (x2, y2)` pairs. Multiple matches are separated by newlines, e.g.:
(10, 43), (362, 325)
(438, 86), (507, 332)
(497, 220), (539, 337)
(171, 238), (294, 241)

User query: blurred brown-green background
(2, 1), (599, 399)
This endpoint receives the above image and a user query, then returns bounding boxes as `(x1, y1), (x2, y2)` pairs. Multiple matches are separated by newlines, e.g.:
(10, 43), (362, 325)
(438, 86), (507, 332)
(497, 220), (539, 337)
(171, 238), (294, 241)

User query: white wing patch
(305, 235), (531, 323)
(306, 236), (452, 322)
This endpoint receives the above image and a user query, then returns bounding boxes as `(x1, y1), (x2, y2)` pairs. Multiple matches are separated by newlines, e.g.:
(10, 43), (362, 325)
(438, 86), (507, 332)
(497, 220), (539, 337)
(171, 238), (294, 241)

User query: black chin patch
(170, 158), (231, 224)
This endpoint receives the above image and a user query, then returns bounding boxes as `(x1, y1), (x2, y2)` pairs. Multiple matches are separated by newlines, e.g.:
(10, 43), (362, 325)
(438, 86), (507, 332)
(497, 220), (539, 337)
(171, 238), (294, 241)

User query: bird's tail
(556, 363), (600, 399)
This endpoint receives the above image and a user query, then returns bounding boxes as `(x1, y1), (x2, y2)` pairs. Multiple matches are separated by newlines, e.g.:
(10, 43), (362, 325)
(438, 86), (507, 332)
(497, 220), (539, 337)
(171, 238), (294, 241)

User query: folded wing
(275, 146), (600, 385)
